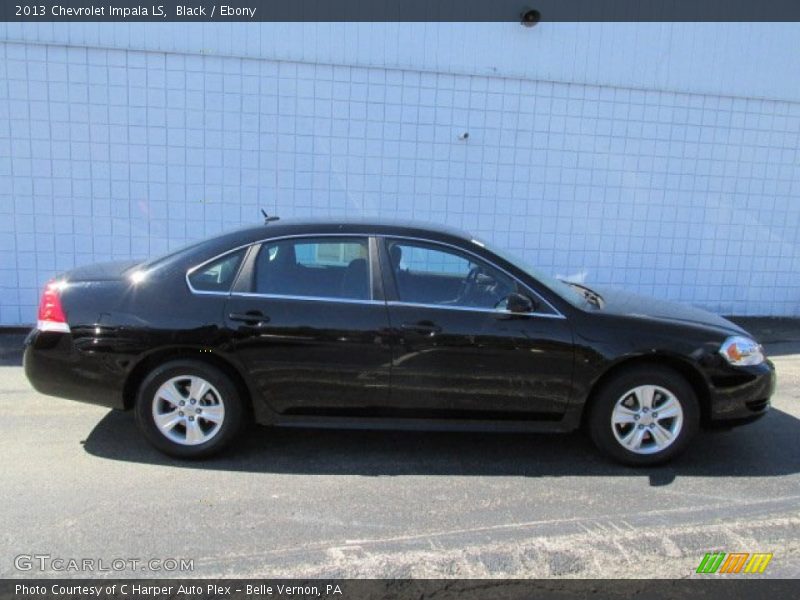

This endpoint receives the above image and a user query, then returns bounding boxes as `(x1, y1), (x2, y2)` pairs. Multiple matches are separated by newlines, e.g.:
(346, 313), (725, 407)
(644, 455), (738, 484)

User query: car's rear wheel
(135, 360), (244, 458)
(588, 365), (700, 466)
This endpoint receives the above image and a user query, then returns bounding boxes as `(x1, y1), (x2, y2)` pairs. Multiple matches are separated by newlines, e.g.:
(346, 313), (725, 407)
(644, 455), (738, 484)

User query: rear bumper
(24, 329), (125, 409)
(708, 360), (776, 424)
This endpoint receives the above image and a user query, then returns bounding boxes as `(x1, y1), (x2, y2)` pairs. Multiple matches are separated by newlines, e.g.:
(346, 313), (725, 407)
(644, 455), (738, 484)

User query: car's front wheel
(588, 365), (700, 466)
(135, 360), (244, 458)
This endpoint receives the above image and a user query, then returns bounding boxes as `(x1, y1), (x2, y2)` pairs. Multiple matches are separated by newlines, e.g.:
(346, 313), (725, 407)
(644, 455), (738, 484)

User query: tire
(587, 365), (700, 466)
(134, 360), (245, 458)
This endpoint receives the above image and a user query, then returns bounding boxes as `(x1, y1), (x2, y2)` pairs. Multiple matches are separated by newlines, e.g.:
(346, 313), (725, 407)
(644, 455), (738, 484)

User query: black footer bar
(2, 579), (799, 600)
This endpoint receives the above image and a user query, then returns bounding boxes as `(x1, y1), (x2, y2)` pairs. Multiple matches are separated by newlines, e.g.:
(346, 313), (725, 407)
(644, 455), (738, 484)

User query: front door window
(386, 239), (516, 309)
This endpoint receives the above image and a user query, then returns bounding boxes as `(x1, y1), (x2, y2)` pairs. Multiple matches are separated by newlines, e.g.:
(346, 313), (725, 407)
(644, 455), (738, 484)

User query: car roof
(146, 217), (477, 270)
(219, 217), (475, 246)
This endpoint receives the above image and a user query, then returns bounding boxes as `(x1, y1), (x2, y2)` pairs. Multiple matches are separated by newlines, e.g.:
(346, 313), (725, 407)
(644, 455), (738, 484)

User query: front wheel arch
(580, 354), (712, 429)
(586, 363), (702, 465)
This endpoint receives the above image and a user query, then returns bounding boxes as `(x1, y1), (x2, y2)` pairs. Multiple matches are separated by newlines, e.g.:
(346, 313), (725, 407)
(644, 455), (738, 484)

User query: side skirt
(270, 414), (577, 434)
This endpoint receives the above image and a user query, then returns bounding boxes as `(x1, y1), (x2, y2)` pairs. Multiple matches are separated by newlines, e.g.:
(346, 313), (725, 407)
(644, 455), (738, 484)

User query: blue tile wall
(0, 37), (799, 323)
(3, 23), (800, 104)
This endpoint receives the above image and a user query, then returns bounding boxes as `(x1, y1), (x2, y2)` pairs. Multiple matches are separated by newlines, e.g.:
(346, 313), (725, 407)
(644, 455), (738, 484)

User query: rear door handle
(228, 311), (270, 326)
(400, 322), (442, 335)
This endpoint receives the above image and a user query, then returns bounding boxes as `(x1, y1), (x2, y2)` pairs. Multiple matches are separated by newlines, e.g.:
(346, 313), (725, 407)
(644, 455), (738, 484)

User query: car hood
(590, 284), (747, 336)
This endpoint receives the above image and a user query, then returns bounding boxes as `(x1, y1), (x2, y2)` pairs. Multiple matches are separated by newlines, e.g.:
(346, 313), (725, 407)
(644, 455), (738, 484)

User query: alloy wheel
(611, 384), (684, 455)
(151, 375), (225, 446)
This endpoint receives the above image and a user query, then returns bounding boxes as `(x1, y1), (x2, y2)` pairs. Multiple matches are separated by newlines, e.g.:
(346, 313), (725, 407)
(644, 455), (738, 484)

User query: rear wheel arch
(123, 347), (254, 416)
(581, 354), (712, 428)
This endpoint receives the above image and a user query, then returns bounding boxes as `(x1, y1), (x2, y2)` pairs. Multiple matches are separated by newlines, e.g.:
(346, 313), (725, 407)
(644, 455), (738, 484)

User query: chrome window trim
(230, 292), (384, 306)
(185, 231), (566, 320)
(386, 300), (566, 319)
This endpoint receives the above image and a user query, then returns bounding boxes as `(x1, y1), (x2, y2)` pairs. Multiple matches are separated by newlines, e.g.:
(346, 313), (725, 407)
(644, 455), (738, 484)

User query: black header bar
(3, 1), (800, 23)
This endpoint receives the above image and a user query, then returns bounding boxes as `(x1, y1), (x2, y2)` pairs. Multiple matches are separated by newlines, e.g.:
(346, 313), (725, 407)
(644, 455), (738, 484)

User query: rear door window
(254, 237), (371, 300)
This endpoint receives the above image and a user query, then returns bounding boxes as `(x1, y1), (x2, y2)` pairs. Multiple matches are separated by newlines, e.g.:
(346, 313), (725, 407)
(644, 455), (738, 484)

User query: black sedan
(24, 218), (775, 465)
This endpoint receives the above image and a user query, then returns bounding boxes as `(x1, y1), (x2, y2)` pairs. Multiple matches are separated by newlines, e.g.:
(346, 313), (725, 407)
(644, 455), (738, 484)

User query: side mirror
(505, 292), (535, 313)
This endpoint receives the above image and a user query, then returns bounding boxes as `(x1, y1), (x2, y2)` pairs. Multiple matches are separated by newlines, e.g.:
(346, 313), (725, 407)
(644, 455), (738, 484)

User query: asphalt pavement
(1, 319), (799, 578)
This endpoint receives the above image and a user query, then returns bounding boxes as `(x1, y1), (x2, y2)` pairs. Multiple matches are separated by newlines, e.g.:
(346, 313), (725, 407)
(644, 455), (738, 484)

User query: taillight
(37, 280), (70, 333)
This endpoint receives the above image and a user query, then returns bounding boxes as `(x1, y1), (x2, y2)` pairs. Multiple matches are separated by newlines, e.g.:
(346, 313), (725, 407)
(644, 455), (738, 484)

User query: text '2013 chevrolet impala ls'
(24, 218), (775, 465)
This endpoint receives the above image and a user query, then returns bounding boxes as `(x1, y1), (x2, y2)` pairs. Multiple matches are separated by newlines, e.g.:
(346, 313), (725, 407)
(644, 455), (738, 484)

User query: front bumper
(24, 329), (126, 409)
(708, 359), (776, 423)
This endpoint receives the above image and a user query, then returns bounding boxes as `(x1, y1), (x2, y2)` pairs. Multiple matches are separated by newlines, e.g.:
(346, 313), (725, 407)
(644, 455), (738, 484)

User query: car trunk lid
(62, 259), (142, 282)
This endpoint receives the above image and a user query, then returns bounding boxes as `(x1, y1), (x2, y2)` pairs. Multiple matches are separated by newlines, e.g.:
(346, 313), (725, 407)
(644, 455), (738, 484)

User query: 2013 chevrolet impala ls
(24, 218), (775, 465)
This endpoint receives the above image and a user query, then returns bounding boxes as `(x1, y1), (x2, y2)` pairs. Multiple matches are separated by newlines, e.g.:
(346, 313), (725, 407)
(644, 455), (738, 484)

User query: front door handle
(228, 311), (270, 327)
(400, 321), (442, 335)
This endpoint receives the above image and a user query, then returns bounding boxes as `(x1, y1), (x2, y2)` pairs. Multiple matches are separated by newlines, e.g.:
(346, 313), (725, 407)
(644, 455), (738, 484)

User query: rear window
(187, 249), (246, 293)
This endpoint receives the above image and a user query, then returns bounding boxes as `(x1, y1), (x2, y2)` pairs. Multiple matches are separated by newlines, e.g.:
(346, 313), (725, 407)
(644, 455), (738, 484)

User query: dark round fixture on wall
(520, 8), (541, 27)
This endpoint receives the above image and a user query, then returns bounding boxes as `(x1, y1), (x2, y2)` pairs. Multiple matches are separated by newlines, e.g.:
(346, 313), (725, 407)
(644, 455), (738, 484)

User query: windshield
(474, 239), (586, 307)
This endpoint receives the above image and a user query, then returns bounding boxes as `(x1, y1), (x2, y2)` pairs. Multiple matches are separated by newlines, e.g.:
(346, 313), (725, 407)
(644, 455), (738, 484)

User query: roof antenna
(261, 209), (279, 224)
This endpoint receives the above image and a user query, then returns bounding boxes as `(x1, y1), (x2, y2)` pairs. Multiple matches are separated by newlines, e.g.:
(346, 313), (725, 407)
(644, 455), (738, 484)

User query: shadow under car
(82, 407), (800, 487)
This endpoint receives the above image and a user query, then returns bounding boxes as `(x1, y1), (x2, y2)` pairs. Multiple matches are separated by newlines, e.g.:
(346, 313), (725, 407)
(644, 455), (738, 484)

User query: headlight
(719, 336), (765, 366)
